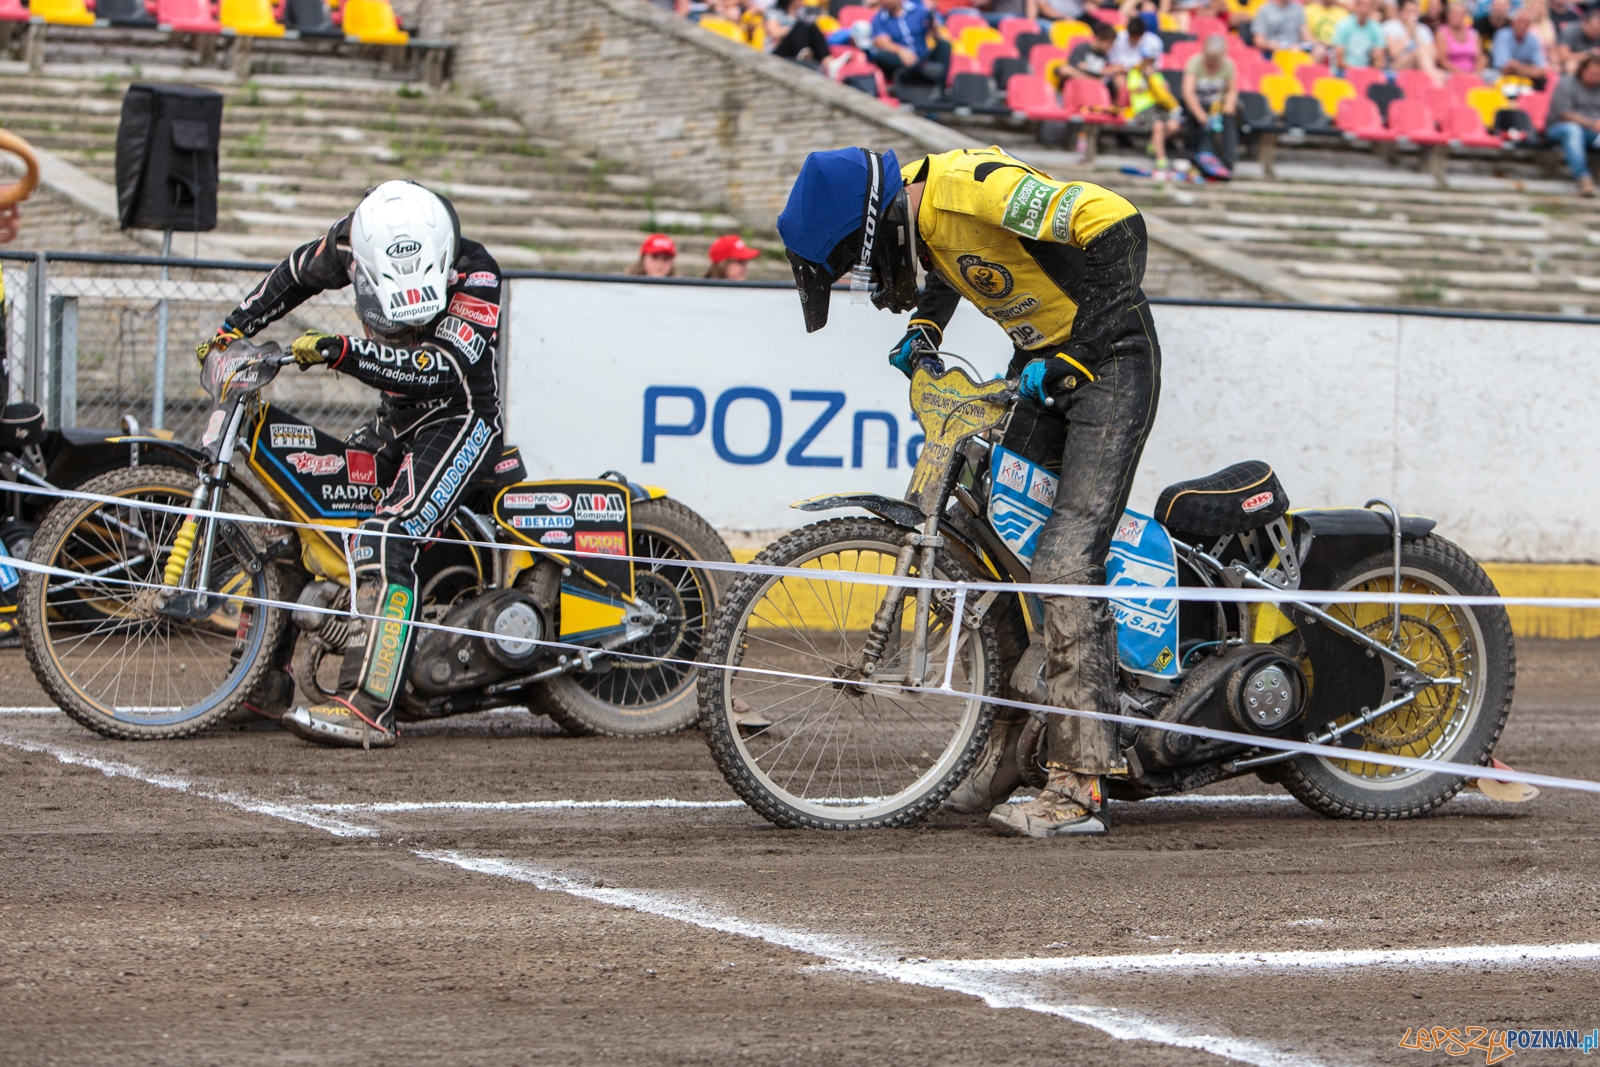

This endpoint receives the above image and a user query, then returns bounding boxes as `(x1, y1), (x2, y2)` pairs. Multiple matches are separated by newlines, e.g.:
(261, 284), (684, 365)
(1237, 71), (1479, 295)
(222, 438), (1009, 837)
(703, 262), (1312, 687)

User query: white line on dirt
(939, 943), (1600, 975)
(0, 707), (60, 714)
(0, 738), (376, 838)
(302, 798), (749, 813)
(419, 850), (1325, 1067)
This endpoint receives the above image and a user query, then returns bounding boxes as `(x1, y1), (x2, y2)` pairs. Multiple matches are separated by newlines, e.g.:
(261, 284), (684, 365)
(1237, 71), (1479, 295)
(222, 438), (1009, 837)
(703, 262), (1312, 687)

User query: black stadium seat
(1283, 94), (1333, 133)
(1367, 81), (1403, 120)
(893, 69), (946, 108)
(843, 73), (881, 96)
(283, 0), (345, 38)
(97, 0), (158, 27)
(991, 56), (1029, 89)
(1014, 31), (1049, 57)
(1239, 91), (1283, 133)
(1494, 107), (1540, 144)
(948, 72), (1010, 114)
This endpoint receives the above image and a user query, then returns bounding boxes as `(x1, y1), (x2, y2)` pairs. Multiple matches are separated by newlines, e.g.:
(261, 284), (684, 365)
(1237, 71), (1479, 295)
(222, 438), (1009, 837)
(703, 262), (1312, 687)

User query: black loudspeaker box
(115, 83), (224, 232)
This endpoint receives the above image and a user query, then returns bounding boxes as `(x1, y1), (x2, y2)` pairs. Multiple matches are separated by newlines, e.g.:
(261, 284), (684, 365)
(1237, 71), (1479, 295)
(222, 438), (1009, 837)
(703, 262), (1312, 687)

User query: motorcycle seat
(1153, 460), (1289, 538)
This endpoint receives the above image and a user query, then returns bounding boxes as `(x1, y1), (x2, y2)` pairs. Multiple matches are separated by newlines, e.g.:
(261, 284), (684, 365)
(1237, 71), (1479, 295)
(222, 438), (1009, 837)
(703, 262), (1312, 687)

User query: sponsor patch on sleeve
(462, 271), (499, 289)
(1049, 184), (1087, 242)
(447, 292), (500, 328)
(1000, 174), (1064, 240)
(436, 315), (487, 363)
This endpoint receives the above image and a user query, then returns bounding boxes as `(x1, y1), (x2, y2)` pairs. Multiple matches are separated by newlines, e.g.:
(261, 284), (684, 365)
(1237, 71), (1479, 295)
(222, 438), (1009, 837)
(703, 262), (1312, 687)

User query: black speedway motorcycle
(17, 342), (733, 740)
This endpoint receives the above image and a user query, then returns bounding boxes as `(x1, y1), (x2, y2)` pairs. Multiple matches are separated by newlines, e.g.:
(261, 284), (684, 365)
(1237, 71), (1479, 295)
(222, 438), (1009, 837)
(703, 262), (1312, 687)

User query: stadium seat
(96, 0), (159, 26)
(1167, 40), (1201, 67)
(1446, 103), (1502, 147)
(282, 0), (343, 37)
(976, 40), (1019, 73)
(341, 0), (408, 44)
(1049, 18), (1092, 46)
(1393, 68), (1436, 100)
(1239, 90), (1284, 134)
(1387, 99), (1450, 144)
(1336, 96), (1395, 140)
(1311, 76), (1355, 118)
(1518, 89), (1551, 130)
(956, 25), (1004, 55)
(1424, 85), (1454, 122)
(1028, 42), (1066, 71)
(1447, 71), (1482, 99)
(893, 69), (946, 108)
(998, 16), (1041, 44)
(947, 53), (982, 82)
(1493, 107), (1538, 143)
(1272, 48), (1314, 76)
(948, 72), (1010, 112)
(1065, 76), (1122, 123)
(0, 0), (28, 22)
(1465, 86), (1510, 129)
(156, 0), (221, 32)
(1367, 80), (1402, 119)
(1093, 7), (1124, 25)
(1008, 72), (1071, 118)
(945, 12), (987, 37)
(992, 56), (1030, 89)
(1294, 62), (1330, 94)
(1189, 15), (1227, 37)
(1283, 94), (1334, 132)
(836, 4), (874, 27)
(1257, 72), (1299, 113)
(30, 0), (97, 26)
(1343, 67), (1385, 96)
(219, 0), (285, 36)
(1014, 31), (1050, 58)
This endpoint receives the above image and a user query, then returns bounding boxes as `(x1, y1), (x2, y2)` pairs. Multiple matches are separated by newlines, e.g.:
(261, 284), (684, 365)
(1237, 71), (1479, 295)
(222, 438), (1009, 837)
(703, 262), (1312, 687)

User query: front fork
(163, 402), (245, 596)
(860, 512), (943, 686)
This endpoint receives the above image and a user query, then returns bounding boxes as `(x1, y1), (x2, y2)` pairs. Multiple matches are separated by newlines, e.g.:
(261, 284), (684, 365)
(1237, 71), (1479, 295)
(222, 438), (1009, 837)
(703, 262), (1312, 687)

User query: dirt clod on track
(2, 640), (1598, 1067)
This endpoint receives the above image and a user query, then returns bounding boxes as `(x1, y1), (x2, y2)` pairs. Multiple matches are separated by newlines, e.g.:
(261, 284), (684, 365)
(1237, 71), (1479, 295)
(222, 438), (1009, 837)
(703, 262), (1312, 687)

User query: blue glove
(1018, 356), (1080, 408)
(888, 321), (944, 379)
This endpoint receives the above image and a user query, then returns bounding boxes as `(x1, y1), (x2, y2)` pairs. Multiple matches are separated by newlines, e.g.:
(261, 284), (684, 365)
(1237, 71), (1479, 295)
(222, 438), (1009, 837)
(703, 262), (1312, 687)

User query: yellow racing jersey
(903, 147), (1143, 354)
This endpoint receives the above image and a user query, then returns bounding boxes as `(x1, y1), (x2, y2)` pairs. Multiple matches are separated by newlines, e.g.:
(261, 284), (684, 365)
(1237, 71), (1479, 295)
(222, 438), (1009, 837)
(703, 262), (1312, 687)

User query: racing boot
(944, 717), (1027, 814)
(282, 693), (397, 749)
(987, 770), (1108, 837)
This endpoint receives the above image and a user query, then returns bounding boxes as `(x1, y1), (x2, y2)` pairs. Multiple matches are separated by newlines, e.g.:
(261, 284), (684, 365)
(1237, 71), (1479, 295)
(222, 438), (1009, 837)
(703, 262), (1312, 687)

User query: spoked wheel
(533, 497), (732, 737)
(700, 518), (1001, 830)
(1282, 535), (1515, 819)
(18, 466), (288, 740)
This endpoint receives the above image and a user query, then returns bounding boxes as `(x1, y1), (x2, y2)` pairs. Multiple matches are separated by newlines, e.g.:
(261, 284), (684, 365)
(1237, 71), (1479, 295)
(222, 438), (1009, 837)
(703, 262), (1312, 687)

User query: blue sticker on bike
(1105, 510), (1179, 679)
(0, 538), (17, 592)
(987, 446), (1057, 567)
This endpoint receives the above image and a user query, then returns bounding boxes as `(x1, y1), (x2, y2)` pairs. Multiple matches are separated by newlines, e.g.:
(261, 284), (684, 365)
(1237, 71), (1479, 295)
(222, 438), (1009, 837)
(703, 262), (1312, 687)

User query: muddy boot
(283, 693), (397, 749)
(988, 771), (1108, 837)
(945, 718), (1027, 814)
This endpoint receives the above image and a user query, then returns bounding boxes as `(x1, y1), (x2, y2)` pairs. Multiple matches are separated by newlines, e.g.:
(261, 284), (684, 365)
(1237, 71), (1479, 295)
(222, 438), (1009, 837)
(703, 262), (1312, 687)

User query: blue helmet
(777, 147), (920, 332)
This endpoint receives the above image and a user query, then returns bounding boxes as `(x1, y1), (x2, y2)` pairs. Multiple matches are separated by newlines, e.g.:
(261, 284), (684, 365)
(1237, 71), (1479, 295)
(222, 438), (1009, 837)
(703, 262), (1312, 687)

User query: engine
(1138, 643), (1308, 771)
(407, 588), (545, 697)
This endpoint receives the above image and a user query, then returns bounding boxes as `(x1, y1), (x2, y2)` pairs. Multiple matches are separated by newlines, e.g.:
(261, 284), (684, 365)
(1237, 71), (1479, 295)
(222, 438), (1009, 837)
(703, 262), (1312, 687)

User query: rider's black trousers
(336, 409), (501, 714)
(1016, 300), (1162, 778)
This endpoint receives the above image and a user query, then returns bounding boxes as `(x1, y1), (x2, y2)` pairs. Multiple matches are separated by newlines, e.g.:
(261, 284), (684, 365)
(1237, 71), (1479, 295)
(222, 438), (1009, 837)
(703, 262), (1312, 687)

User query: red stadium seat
(945, 12), (987, 36)
(1517, 89), (1551, 130)
(836, 4), (874, 27)
(0, 0), (31, 21)
(947, 53), (982, 83)
(1007, 72), (1073, 118)
(1387, 99), (1450, 144)
(1029, 42), (1068, 71)
(998, 15), (1041, 44)
(1168, 40), (1202, 67)
(975, 40), (1019, 73)
(1294, 62), (1331, 93)
(156, 0), (222, 32)
(1447, 71), (1481, 99)
(1189, 15), (1227, 38)
(1343, 67), (1385, 96)
(1446, 103), (1502, 147)
(1424, 85), (1453, 119)
(1065, 76), (1123, 123)
(1393, 68), (1436, 100)
(1336, 96), (1396, 140)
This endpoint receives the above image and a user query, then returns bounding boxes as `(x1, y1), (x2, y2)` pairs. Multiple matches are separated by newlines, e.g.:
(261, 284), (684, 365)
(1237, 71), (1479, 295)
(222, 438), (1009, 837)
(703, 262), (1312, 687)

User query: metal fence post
(27, 251), (46, 410)
(153, 232), (172, 429)
(47, 294), (78, 429)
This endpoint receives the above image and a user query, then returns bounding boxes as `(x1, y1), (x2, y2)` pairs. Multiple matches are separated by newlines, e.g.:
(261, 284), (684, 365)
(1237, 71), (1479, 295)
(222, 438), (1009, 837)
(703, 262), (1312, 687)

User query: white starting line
(4, 729), (1590, 1066)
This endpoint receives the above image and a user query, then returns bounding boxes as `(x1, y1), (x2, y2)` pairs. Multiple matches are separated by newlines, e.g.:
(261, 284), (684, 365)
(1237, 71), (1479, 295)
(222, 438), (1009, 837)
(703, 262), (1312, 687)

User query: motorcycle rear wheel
(531, 497), (732, 737)
(1281, 534), (1515, 819)
(699, 518), (1001, 830)
(18, 466), (288, 740)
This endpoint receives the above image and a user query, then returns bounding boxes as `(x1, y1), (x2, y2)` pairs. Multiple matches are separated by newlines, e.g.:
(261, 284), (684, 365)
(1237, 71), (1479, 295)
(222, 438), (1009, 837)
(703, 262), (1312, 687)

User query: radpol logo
(575, 492), (626, 523)
(503, 492), (571, 511)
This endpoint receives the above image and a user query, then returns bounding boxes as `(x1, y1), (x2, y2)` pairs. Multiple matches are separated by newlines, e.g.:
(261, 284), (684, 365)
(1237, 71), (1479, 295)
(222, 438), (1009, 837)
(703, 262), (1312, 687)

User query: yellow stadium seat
(955, 25), (1003, 56)
(1272, 49), (1314, 76)
(30, 0), (96, 26)
(1157, 12), (1179, 30)
(1049, 19), (1093, 46)
(1258, 72), (1300, 113)
(1311, 76), (1356, 118)
(341, 0), (409, 45)
(219, 0), (286, 36)
(1466, 86), (1510, 128)
(815, 14), (840, 33)
(697, 15), (745, 43)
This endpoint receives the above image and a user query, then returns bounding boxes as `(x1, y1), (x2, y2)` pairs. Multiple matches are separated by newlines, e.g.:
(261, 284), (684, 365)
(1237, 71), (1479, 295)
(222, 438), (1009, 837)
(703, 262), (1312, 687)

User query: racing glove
(1018, 355), (1086, 408)
(887, 320), (945, 379)
(291, 330), (347, 369)
(195, 324), (243, 365)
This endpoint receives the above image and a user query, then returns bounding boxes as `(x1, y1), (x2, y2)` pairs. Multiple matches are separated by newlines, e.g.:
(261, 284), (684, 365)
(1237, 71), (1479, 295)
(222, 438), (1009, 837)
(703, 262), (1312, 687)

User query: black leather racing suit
(225, 215), (504, 714)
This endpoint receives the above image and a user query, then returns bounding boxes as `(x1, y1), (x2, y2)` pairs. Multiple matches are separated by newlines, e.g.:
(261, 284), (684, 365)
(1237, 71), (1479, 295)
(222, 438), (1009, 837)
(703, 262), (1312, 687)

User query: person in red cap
(627, 233), (678, 277)
(705, 233), (762, 279)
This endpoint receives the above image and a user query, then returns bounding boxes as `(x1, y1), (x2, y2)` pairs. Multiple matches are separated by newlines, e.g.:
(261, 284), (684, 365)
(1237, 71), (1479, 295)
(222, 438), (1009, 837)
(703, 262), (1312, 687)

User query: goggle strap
(850, 149), (883, 305)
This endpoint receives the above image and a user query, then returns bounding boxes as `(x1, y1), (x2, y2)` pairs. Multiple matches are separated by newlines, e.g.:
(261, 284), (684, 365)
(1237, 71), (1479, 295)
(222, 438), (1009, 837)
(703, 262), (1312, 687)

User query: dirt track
(2, 639), (1598, 1067)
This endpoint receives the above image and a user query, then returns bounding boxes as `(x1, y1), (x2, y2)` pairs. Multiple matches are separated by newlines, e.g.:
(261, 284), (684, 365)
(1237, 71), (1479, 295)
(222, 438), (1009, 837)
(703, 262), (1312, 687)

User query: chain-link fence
(2, 251), (374, 445)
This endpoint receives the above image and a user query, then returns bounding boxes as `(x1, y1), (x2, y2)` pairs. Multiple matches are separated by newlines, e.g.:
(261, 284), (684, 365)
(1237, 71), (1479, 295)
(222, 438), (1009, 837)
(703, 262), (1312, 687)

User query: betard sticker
(1001, 174), (1061, 240)
(1050, 184), (1086, 241)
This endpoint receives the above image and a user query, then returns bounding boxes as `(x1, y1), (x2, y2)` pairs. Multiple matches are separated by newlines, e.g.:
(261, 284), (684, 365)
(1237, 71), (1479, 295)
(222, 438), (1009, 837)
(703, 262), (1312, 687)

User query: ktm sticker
(346, 450), (377, 486)
(447, 292), (500, 328)
(286, 452), (345, 476)
(1242, 491), (1275, 512)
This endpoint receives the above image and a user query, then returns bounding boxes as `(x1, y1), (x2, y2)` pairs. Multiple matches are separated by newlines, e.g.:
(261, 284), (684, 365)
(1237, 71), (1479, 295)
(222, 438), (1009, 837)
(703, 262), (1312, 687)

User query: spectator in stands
(1036, 0), (1094, 24)
(770, 0), (832, 63)
(628, 234), (679, 276)
(869, 0), (951, 88)
(1181, 34), (1239, 165)
(1556, 1), (1600, 71)
(1305, 0), (1352, 49)
(705, 234), (762, 278)
(1334, 0), (1392, 66)
(1063, 22), (1125, 85)
(1491, 7), (1549, 84)
(1386, 0), (1442, 73)
(1109, 15), (1164, 66)
(1436, 0), (1486, 69)
(976, 0), (1029, 26)
(1474, 0), (1513, 48)
(1125, 55), (1182, 168)
(1526, 0), (1560, 56)
(1253, 0), (1312, 51)
(1546, 52), (1600, 193)
(1549, 0), (1584, 35)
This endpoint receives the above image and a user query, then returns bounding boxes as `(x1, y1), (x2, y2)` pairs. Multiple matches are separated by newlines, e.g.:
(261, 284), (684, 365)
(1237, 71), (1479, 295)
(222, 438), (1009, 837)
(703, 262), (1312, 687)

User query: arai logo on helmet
(1242, 491), (1275, 513)
(385, 239), (422, 258)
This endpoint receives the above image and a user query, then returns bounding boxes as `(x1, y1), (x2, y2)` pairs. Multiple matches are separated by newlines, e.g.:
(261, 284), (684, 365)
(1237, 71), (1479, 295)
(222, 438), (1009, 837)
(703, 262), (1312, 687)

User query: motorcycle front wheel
(699, 518), (1001, 830)
(1281, 534), (1515, 819)
(18, 466), (288, 740)
(531, 496), (733, 737)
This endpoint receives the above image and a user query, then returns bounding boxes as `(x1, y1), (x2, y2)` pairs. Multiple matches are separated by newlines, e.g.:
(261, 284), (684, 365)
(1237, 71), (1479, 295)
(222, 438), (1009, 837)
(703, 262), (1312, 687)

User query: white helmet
(349, 180), (456, 326)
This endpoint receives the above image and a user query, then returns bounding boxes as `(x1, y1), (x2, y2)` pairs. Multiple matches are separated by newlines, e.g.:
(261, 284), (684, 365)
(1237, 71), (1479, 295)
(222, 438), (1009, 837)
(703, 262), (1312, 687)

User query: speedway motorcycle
(17, 341), (731, 740)
(698, 363), (1515, 829)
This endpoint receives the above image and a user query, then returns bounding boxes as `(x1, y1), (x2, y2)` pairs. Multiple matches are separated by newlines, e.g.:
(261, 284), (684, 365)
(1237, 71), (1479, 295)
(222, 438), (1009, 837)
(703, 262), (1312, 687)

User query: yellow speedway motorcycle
(699, 363), (1515, 829)
(18, 341), (732, 740)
